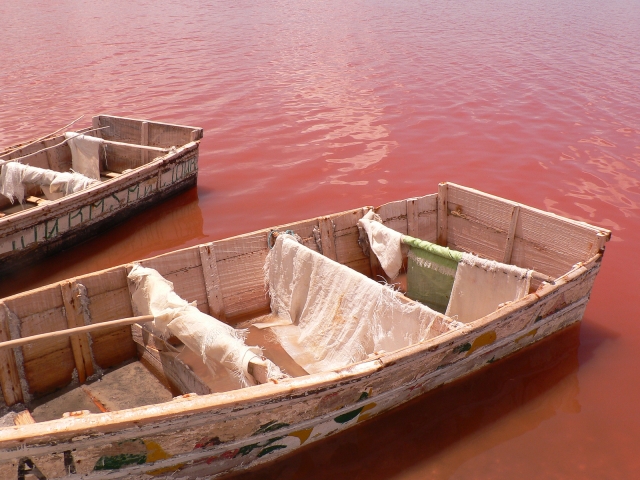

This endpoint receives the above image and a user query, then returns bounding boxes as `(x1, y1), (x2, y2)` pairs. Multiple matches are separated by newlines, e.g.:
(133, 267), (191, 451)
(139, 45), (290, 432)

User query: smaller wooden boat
(0, 115), (203, 274)
(0, 183), (610, 479)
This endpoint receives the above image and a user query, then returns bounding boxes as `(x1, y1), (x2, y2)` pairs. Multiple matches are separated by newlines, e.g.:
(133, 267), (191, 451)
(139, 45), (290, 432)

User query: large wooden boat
(0, 115), (203, 274)
(0, 183), (610, 478)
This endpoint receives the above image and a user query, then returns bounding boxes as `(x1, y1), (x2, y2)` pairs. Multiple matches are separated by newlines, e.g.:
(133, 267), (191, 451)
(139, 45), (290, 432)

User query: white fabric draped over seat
(128, 264), (286, 387)
(263, 234), (453, 374)
(0, 161), (98, 204)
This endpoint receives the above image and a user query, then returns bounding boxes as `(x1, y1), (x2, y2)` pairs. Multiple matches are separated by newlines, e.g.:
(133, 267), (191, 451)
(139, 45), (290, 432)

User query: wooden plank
(376, 199), (408, 234)
(4, 283), (63, 319)
(60, 281), (94, 384)
(0, 304), (23, 406)
(437, 182), (448, 246)
(19, 308), (69, 363)
(91, 327), (137, 369)
(503, 205), (520, 264)
(24, 347), (75, 397)
(328, 209), (367, 268)
(87, 287), (134, 325)
(140, 121), (149, 164)
(445, 184), (515, 260)
(511, 206), (603, 277)
(103, 139), (167, 173)
(131, 324), (210, 395)
(199, 244), (226, 320)
(13, 410), (35, 425)
(406, 197), (419, 237)
(164, 267), (209, 313)
(135, 343), (211, 396)
(447, 214), (506, 261)
(319, 216), (337, 261)
(79, 267), (128, 299)
(138, 248), (208, 312)
(94, 115), (203, 148)
(416, 193), (438, 242)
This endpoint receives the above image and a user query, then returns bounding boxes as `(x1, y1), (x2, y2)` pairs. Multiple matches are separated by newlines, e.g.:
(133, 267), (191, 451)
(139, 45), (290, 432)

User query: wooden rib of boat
(0, 115), (203, 274)
(0, 183), (610, 479)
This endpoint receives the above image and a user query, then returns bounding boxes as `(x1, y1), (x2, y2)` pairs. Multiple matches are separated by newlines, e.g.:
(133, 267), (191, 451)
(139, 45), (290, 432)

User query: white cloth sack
(357, 209), (404, 279)
(0, 162), (98, 203)
(265, 235), (448, 374)
(128, 264), (285, 387)
(445, 252), (532, 323)
(65, 132), (102, 180)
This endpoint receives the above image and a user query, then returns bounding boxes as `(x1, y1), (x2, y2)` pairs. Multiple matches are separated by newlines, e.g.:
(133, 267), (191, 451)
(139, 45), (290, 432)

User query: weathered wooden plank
(510, 205), (603, 277)
(503, 205), (520, 264)
(416, 194), (438, 243)
(447, 214), (507, 260)
(24, 347), (75, 397)
(318, 216), (337, 261)
(60, 281), (94, 383)
(19, 307), (69, 363)
(94, 115), (203, 148)
(199, 244), (226, 320)
(86, 281), (137, 369)
(77, 267), (128, 298)
(3, 283), (63, 319)
(137, 248), (208, 312)
(132, 325), (211, 396)
(376, 199), (408, 234)
(445, 183), (515, 260)
(437, 182), (448, 246)
(13, 411), (36, 425)
(91, 327), (137, 369)
(406, 197), (419, 237)
(0, 305), (23, 406)
(140, 121), (149, 164)
(103, 139), (167, 173)
(86, 287), (133, 325)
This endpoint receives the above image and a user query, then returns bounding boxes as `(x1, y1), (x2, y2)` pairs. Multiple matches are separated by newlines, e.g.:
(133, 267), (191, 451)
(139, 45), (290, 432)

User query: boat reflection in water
(0, 187), (205, 299)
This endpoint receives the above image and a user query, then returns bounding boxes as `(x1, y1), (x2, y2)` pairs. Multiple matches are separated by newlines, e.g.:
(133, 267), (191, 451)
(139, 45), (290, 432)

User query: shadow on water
(0, 187), (205, 299)
(229, 322), (609, 480)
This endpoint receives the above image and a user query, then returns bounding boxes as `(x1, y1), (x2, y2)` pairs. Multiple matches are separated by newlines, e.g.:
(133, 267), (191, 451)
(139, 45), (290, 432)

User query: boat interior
(0, 183), (608, 428)
(0, 115), (202, 218)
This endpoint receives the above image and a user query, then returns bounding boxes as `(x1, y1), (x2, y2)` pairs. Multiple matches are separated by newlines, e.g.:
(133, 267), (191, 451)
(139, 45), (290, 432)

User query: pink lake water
(1, 0), (640, 478)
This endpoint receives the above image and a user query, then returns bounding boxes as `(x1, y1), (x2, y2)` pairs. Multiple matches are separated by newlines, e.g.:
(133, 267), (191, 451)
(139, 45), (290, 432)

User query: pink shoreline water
(1, 0), (639, 478)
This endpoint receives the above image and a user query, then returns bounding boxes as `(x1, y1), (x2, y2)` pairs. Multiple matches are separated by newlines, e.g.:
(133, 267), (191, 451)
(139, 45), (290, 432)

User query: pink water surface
(1, 0), (640, 478)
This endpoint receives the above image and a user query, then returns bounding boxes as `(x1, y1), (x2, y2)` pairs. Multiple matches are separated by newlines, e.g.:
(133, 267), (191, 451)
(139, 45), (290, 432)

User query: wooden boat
(0, 183), (610, 478)
(0, 115), (203, 274)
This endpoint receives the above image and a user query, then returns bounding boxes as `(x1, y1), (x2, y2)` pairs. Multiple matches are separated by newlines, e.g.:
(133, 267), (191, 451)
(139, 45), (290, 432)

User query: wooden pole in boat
(0, 127), (111, 164)
(0, 115), (86, 159)
(0, 315), (155, 351)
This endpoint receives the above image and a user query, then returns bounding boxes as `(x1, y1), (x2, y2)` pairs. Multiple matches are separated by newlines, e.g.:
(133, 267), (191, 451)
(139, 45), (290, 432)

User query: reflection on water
(0, 187), (204, 298)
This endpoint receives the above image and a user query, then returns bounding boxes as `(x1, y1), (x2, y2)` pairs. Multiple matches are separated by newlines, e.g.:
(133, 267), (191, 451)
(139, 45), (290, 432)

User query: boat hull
(0, 255), (600, 478)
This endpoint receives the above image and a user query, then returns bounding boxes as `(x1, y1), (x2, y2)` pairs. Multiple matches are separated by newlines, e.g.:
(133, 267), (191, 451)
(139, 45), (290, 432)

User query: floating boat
(0, 183), (610, 478)
(0, 115), (203, 274)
